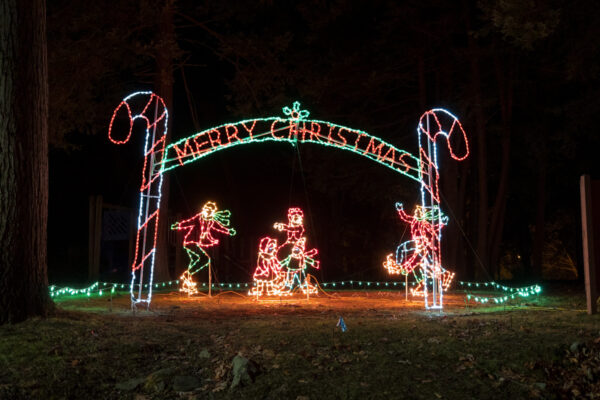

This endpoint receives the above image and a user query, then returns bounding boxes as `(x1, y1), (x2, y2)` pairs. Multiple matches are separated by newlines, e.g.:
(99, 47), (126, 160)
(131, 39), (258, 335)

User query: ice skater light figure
(251, 207), (320, 297)
(249, 237), (285, 297)
(383, 203), (455, 297)
(171, 201), (236, 295)
(280, 237), (320, 294)
(399, 108), (469, 308)
(273, 207), (305, 248)
(273, 208), (320, 295)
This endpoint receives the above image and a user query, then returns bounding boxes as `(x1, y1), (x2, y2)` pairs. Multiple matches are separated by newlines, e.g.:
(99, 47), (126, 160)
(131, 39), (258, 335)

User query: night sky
(46, 0), (600, 286)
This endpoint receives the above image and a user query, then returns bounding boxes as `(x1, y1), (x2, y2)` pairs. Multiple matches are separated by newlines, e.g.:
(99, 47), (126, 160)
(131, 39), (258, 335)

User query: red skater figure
(249, 237), (286, 297)
(171, 201), (236, 295)
(383, 203), (454, 296)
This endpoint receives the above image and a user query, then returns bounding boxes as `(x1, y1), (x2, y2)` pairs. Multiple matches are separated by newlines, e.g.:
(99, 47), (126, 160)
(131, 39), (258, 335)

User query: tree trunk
(456, 160), (470, 277)
(0, 0), (53, 323)
(468, 37), (490, 277)
(153, 0), (176, 282)
(532, 148), (547, 279)
(488, 52), (514, 278)
(417, 50), (426, 110)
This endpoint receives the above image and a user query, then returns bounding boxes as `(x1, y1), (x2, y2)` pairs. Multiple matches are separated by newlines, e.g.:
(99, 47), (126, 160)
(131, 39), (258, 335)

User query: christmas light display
(249, 237), (285, 297)
(274, 208), (320, 295)
(458, 281), (540, 292)
(274, 207), (305, 244)
(466, 290), (541, 305)
(383, 203), (454, 297)
(159, 104), (422, 182)
(48, 280), (182, 299)
(179, 272), (198, 295)
(109, 91), (468, 309)
(280, 236), (320, 294)
(408, 268), (455, 297)
(415, 109), (469, 308)
(459, 281), (542, 305)
(48, 279), (542, 308)
(250, 208), (320, 297)
(321, 280), (416, 289)
(171, 201), (236, 295)
(109, 92), (168, 307)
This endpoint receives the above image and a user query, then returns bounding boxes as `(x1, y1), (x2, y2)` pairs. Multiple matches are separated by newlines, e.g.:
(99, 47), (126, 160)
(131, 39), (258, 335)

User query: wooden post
(580, 175), (598, 315)
(88, 195), (102, 282)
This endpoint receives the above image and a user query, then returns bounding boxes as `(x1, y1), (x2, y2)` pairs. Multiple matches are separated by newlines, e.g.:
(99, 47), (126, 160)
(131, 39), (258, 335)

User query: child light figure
(171, 201), (236, 295)
(280, 237), (319, 294)
(249, 237), (285, 297)
(383, 202), (454, 296)
(273, 208), (319, 294)
(251, 207), (320, 298)
(273, 207), (305, 251)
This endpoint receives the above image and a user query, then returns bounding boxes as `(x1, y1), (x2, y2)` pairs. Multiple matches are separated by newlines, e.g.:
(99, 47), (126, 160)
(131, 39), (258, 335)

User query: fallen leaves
(115, 377), (145, 391)
(538, 339), (600, 398)
(5, 292), (600, 399)
(213, 360), (228, 382)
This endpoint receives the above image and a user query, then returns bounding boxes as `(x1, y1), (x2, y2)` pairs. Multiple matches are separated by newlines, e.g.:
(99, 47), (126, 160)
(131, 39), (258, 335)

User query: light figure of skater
(273, 207), (305, 252)
(250, 237), (286, 297)
(279, 237), (319, 294)
(171, 201), (236, 295)
(383, 202), (454, 295)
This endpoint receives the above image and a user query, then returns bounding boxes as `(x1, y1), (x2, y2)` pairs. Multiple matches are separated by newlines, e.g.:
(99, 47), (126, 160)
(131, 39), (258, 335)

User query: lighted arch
(109, 93), (468, 309)
(160, 103), (422, 181)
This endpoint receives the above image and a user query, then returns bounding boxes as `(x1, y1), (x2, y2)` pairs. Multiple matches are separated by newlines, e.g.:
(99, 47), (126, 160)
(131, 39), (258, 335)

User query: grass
(1, 286), (599, 399)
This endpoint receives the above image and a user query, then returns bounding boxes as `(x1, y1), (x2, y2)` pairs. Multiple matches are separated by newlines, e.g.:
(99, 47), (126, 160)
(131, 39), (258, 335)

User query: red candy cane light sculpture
(416, 108), (469, 309)
(108, 92), (168, 308)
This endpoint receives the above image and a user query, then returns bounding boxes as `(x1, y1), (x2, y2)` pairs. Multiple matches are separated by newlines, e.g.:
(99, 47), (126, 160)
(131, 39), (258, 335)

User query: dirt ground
(1, 286), (599, 399)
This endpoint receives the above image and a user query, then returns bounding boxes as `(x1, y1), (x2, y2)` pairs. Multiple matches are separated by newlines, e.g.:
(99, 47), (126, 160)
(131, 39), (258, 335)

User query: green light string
(48, 280), (418, 298)
(458, 280), (540, 293)
(48, 280), (254, 299)
(321, 280), (417, 288)
(49, 282), (104, 298)
(465, 291), (541, 304)
(459, 281), (542, 304)
(49, 280), (182, 298)
(49, 279), (543, 303)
